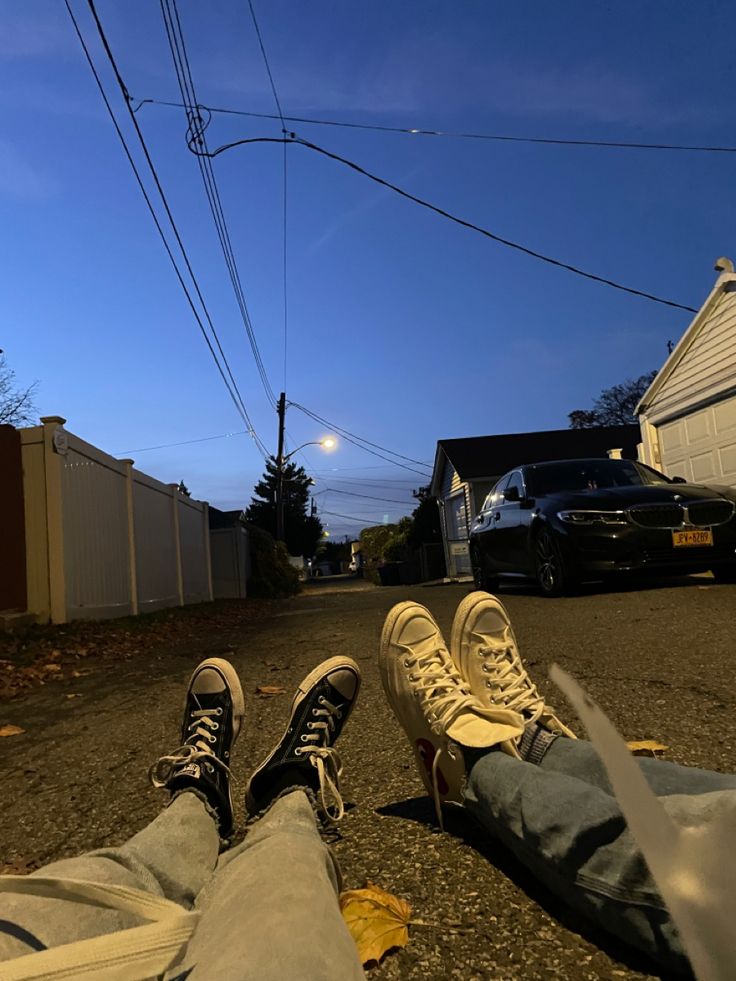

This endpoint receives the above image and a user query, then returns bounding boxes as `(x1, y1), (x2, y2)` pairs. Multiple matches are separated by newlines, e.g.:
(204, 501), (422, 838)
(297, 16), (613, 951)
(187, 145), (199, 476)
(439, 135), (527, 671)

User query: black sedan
(468, 457), (736, 596)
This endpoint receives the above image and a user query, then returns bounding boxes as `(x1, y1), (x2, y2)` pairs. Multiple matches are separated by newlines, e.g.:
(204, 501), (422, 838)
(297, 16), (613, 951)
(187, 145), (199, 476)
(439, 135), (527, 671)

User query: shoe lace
(295, 696), (345, 824)
(478, 628), (545, 723)
(402, 644), (477, 829)
(149, 708), (231, 789)
(403, 646), (476, 735)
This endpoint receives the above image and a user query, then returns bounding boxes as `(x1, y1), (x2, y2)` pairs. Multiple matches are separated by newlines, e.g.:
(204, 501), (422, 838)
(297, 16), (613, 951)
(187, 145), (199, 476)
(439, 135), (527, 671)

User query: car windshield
(528, 460), (670, 496)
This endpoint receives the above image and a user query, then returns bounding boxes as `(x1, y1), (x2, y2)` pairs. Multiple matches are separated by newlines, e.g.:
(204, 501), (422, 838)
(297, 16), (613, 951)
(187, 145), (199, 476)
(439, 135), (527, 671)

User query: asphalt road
(3, 575), (736, 979)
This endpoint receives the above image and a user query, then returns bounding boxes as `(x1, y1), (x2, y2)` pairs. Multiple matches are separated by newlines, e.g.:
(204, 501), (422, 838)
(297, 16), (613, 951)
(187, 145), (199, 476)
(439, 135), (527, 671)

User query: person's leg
(541, 734), (736, 797)
(378, 594), (702, 976)
(0, 657), (243, 965)
(463, 747), (698, 975)
(445, 591), (720, 974)
(174, 657), (365, 980)
(0, 792), (218, 961)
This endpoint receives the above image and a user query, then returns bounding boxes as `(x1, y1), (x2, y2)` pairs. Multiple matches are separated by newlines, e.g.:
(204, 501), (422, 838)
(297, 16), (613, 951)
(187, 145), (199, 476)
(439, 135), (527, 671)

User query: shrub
(247, 525), (300, 598)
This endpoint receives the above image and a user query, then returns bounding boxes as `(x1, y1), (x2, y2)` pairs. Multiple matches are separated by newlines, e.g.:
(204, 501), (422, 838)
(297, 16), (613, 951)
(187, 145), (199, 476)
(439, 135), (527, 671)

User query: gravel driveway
(2, 575), (735, 979)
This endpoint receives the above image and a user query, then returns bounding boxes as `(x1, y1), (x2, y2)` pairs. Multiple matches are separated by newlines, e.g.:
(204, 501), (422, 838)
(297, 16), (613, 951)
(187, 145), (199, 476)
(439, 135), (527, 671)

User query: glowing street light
(276, 430), (338, 542)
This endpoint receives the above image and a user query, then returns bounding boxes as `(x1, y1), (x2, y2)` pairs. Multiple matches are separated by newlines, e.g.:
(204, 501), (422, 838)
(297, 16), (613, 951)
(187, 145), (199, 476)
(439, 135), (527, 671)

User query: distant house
(429, 425), (640, 579)
(637, 258), (736, 487)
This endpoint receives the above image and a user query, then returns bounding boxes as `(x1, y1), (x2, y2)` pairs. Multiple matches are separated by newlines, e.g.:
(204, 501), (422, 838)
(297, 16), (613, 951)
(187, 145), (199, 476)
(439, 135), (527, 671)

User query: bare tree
(0, 353), (38, 427)
(568, 371), (657, 428)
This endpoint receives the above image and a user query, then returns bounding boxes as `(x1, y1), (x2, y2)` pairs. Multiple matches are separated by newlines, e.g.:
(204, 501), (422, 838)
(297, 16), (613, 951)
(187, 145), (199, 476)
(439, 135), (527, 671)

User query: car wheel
(534, 528), (572, 597)
(471, 548), (498, 592)
(712, 564), (736, 583)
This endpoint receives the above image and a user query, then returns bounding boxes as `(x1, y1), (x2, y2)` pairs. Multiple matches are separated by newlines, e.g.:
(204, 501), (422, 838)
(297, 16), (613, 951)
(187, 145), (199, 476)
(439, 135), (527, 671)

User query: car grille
(627, 504), (683, 528)
(627, 499), (735, 529)
(686, 500), (735, 527)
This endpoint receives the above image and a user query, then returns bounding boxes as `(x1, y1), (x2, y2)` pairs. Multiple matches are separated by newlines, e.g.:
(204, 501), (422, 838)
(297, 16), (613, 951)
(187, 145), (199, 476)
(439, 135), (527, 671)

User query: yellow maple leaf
(340, 882), (412, 966)
(627, 740), (668, 757)
(0, 725), (26, 738)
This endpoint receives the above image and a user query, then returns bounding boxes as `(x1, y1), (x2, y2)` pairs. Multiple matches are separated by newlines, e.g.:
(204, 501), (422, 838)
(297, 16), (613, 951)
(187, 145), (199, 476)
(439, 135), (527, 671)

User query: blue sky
(3, 1), (735, 538)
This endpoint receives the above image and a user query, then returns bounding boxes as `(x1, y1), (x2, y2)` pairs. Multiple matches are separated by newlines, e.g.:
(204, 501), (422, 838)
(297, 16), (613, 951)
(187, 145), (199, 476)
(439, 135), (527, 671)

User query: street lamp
(283, 436), (336, 463)
(276, 434), (337, 543)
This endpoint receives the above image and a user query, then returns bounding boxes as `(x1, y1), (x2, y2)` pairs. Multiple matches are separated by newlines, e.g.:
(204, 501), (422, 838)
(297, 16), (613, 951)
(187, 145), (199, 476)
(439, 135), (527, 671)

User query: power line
(246, 0), (289, 390)
(246, 0), (286, 126)
(193, 135), (698, 314)
(116, 431), (249, 454)
(66, 0), (268, 460)
(321, 509), (390, 526)
(160, 0), (277, 408)
(310, 469), (423, 478)
(135, 97), (736, 154)
(319, 487), (415, 505)
(84, 0), (270, 457)
(290, 401), (432, 475)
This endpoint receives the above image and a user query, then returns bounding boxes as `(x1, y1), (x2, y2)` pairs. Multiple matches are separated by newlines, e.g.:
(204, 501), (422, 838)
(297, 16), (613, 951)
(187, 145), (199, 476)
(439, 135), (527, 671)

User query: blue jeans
(464, 738), (736, 975)
(0, 790), (365, 979)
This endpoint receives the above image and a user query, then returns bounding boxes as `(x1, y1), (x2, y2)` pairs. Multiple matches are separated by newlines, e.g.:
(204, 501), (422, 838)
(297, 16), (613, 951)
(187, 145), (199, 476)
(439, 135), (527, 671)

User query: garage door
(658, 393), (736, 486)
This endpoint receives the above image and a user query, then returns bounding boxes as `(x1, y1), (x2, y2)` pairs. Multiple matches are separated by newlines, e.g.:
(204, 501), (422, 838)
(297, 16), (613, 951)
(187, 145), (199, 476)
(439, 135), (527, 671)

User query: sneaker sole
(245, 656), (361, 812)
(187, 657), (246, 744)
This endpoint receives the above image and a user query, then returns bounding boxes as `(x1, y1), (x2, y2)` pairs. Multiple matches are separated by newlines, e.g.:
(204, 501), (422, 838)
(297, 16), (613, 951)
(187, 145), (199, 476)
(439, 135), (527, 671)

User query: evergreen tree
(245, 458), (323, 557)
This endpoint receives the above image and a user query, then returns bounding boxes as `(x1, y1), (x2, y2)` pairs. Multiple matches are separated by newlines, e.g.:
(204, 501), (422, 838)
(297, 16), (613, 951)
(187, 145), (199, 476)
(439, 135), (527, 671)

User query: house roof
(208, 507), (247, 529)
(431, 424), (640, 496)
(636, 258), (736, 415)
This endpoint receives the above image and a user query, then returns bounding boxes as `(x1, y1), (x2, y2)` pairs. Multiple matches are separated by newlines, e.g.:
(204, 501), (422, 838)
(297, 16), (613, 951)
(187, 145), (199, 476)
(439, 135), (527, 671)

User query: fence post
(202, 501), (213, 601)
(40, 416), (67, 624)
(171, 484), (184, 607)
(120, 459), (139, 616)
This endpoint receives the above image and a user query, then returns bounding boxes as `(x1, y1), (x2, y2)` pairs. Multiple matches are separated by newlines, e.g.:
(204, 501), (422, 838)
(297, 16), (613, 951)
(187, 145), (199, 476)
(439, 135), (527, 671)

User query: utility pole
(276, 391), (286, 542)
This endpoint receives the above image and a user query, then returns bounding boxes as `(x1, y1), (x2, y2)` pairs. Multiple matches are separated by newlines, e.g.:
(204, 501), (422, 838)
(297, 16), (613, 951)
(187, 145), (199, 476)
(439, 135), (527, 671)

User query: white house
(637, 257), (736, 487)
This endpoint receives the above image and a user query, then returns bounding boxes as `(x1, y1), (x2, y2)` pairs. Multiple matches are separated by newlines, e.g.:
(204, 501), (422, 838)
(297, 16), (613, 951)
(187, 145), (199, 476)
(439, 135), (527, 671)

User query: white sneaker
(450, 592), (576, 743)
(379, 601), (525, 827)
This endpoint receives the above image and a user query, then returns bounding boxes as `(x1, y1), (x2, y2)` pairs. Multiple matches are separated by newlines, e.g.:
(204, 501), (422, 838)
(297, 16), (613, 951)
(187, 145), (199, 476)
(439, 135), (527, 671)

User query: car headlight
(557, 510), (628, 525)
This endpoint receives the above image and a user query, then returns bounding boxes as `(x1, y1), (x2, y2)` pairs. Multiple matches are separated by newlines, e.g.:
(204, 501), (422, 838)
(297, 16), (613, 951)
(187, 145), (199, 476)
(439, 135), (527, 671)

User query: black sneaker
(245, 657), (361, 824)
(149, 657), (245, 842)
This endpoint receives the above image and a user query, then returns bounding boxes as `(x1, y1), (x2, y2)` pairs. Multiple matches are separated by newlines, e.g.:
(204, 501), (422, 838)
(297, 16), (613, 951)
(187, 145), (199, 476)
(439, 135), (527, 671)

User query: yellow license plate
(672, 529), (713, 547)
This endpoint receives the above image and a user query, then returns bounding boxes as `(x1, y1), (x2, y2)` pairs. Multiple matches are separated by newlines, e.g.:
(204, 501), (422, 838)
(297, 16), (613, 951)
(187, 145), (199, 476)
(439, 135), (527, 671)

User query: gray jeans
(0, 790), (365, 980)
(464, 737), (736, 975)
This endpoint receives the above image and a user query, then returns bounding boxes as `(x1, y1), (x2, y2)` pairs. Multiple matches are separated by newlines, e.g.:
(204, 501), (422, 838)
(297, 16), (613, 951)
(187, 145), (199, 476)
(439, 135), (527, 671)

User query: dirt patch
(0, 599), (282, 701)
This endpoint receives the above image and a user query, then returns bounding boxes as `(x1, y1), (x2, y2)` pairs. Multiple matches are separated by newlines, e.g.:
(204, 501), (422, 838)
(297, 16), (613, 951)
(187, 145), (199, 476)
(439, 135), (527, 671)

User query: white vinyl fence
(210, 526), (249, 599)
(20, 416), (213, 623)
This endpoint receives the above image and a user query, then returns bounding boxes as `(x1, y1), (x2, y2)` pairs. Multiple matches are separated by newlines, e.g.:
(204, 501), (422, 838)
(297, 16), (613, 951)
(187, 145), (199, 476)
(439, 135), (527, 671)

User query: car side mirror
(504, 486), (520, 503)
(671, 475), (687, 484)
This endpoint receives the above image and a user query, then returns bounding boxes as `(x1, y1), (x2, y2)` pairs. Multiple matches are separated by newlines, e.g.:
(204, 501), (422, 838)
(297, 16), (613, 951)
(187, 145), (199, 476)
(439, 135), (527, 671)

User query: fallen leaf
(254, 685), (286, 697)
(43, 664), (61, 673)
(64, 693), (82, 700)
(0, 725), (26, 737)
(340, 882), (412, 966)
(0, 857), (39, 876)
(627, 740), (669, 757)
